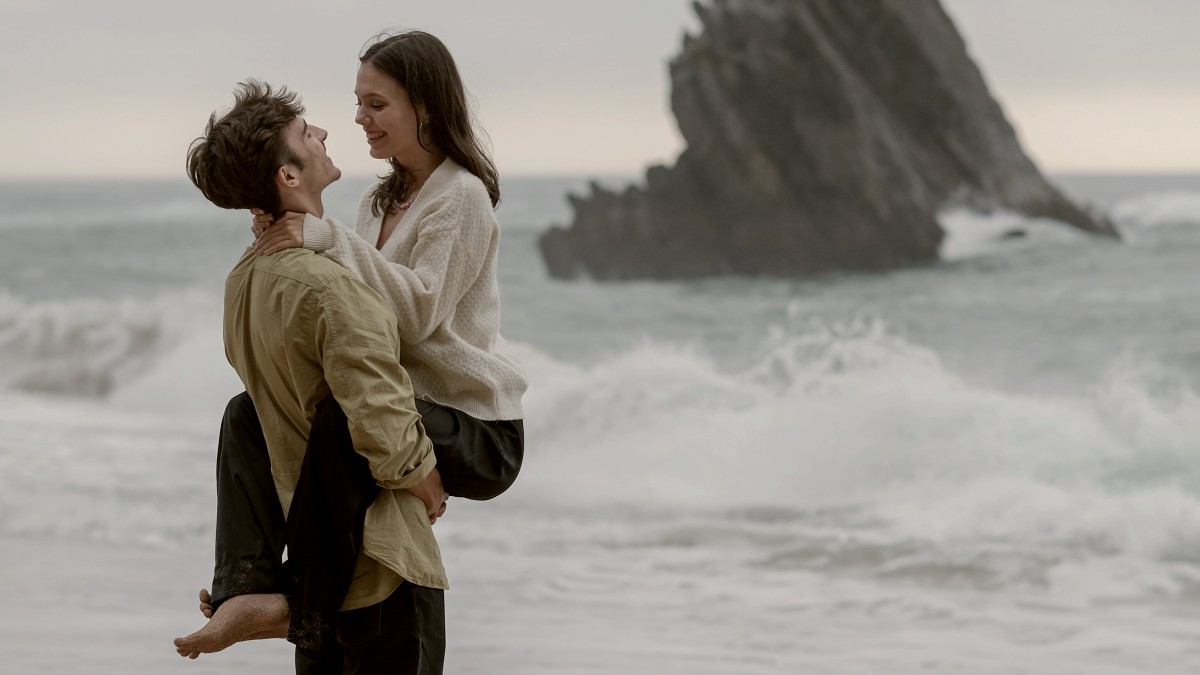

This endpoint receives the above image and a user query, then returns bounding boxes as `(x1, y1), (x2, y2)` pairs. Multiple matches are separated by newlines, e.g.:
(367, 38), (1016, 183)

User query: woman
(179, 30), (527, 667)
(256, 30), (527, 499)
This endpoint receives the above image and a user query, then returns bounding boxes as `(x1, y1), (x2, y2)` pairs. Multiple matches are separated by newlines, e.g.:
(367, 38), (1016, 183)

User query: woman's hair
(361, 30), (500, 215)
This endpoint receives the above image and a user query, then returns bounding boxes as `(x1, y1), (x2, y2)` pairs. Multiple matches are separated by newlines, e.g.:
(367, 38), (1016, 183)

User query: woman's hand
(249, 208), (272, 238)
(251, 209), (306, 256)
(406, 467), (450, 525)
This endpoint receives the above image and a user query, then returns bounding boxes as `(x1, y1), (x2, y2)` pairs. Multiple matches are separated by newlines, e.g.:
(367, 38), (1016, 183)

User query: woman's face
(354, 62), (427, 164)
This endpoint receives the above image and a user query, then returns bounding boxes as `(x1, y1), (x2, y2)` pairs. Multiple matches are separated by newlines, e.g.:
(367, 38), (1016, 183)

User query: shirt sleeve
(306, 184), (494, 344)
(314, 275), (435, 490)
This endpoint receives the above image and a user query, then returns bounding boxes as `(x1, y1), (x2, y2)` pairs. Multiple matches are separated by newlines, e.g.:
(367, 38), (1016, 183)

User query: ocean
(1, 172), (1198, 673)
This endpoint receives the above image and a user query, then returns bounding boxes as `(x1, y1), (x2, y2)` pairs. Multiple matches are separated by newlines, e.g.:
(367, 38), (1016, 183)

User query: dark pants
(210, 392), (523, 674)
(211, 393), (288, 602)
(294, 581), (446, 675)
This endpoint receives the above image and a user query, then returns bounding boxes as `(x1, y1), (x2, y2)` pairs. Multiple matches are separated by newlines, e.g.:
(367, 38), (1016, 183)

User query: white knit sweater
(301, 159), (526, 421)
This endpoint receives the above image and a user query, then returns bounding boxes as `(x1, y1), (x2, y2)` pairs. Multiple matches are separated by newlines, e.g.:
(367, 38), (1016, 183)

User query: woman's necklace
(398, 181), (424, 210)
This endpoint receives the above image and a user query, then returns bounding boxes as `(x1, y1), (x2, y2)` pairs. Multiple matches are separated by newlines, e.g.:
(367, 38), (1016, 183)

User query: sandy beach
(1, 535), (292, 674)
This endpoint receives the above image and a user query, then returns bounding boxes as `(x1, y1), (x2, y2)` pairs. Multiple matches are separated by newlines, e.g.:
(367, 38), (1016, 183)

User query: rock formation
(539, 0), (1116, 280)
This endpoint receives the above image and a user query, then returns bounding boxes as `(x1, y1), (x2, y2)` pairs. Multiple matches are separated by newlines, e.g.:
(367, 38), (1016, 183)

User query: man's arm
(314, 275), (446, 520)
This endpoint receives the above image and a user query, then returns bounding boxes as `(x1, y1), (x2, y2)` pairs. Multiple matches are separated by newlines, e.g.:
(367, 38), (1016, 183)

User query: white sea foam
(936, 207), (1090, 261)
(933, 188), (1200, 260)
(510, 320), (1200, 592)
(0, 389), (216, 546)
(1110, 190), (1200, 232)
(0, 292), (217, 397)
(3, 302), (1197, 603)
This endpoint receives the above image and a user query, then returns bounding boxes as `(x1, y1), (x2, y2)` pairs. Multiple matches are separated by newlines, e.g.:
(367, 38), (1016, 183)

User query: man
(173, 80), (448, 674)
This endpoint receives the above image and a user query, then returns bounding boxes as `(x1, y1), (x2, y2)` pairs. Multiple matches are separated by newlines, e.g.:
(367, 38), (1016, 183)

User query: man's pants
(293, 580), (446, 675)
(209, 392), (523, 673)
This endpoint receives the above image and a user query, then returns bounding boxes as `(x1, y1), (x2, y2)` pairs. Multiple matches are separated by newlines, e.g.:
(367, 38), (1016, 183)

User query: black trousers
(210, 392), (523, 673)
(293, 580), (446, 675)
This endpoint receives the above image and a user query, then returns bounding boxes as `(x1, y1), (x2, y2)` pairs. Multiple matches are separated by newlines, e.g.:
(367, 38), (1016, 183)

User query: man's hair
(186, 80), (305, 214)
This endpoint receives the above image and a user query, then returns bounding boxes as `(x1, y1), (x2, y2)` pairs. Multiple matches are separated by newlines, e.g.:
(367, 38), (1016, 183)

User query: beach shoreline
(1, 534), (292, 674)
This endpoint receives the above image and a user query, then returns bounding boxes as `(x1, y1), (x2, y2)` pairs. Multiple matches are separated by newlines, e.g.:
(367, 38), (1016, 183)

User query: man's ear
(275, 164), (300, 189)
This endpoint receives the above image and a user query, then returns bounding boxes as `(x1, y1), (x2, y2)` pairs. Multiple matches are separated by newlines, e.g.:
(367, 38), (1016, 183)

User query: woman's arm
(260, 185), (494, 344)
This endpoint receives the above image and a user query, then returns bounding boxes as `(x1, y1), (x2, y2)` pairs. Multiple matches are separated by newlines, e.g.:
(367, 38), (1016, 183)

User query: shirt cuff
(302, 213), (337, 252)
(376, 441), (437, 491)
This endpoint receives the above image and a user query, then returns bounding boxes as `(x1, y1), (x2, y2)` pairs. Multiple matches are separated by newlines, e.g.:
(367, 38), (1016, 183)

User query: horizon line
(2, 169), (1200, 183)
(0, 171), (648, 183)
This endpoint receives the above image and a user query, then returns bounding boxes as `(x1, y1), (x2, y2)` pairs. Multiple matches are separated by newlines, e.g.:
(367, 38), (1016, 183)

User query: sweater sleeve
(316, 184), (493, 344)
(301, 213), (340, 253)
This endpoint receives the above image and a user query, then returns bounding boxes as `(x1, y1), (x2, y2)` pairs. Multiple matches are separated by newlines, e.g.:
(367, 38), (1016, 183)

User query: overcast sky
(1, 0), (1196, 179)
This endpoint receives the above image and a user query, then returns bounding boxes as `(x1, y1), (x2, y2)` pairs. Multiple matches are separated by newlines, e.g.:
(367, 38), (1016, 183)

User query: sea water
(1, 173), (1198, 673)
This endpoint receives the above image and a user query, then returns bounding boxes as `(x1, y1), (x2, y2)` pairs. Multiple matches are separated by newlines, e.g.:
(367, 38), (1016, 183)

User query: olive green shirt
(223, 247), (447, 607)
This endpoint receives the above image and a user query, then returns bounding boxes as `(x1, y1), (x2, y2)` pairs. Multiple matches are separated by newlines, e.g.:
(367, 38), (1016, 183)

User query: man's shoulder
(230, 248), (358, 292)
(245, 249), (397, 323)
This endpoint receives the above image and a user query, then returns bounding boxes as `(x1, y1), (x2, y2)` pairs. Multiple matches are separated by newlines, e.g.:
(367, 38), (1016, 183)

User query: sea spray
(937, 208), (1090, 261)
(510, 319), (1200, 596)
(1110, 190), (1200, 233)
(0, 292), (209, 396)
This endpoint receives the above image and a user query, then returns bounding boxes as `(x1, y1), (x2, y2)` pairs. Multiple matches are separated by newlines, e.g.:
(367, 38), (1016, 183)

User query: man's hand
(250, 209), (305, 256)
(405, 467), (449, 525)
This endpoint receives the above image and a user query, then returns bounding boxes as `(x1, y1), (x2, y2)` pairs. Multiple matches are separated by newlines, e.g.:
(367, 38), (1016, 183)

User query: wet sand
(0, 535), (291, 674)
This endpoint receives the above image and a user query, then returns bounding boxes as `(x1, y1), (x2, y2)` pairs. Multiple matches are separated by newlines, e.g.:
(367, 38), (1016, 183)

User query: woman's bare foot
(198, 589), (214, 619)
(173, 593), (289, 659)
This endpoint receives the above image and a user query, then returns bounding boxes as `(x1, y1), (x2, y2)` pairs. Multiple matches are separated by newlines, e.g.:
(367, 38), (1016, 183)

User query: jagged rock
(539, 0), (1117, 280)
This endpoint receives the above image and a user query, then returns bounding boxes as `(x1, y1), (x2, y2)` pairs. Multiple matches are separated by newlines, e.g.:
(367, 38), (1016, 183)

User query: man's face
(282, 117), (341, 193)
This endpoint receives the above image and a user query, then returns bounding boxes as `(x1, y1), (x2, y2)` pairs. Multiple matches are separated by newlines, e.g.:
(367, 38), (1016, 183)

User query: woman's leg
(211, 396), (523, 609)
(210, 392), (288, 607)
(174, 393), (291, 659)
(285, 396), (380, 647)
(414, 401), (524, 501)
(192, 394), (372, 666)
(200, 394), (519, 662)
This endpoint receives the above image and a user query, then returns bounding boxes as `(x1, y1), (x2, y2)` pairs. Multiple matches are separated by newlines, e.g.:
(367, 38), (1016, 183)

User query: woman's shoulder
(431, 159), (490, 205)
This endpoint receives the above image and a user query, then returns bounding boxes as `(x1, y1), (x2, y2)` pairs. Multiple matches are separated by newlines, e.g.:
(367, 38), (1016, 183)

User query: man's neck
(279, 192), (324, 219)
